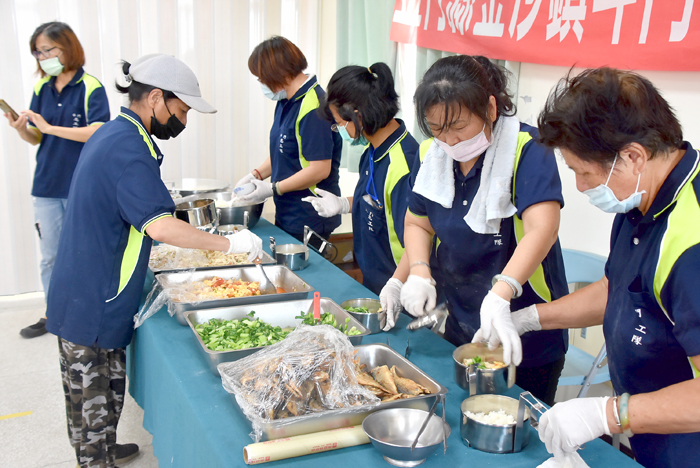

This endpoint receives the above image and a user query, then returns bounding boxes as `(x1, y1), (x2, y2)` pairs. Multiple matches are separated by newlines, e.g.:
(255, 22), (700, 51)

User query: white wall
(515, 64), (700, 258)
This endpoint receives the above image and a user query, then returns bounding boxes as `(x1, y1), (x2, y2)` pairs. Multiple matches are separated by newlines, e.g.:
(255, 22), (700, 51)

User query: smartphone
(0, 99), (20, 120)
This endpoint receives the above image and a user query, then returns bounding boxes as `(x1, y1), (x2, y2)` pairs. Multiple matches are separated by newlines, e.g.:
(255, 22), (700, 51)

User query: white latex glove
(225, 230), (263, 261)
(301, 188), (350, 218)
(400, 275), (436, 318)
(470, 291), (522, 366)
(537, 452), (590, 468)
(380, 278), (403, 331)
(538, 397), (611, 459)
(234, 172), (257, 189)
(472, 304), (541, 348)
(238, 178), (273, 204)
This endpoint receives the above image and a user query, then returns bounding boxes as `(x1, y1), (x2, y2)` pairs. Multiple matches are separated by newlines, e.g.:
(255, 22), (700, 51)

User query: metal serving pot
(175, 198), (218, 228)
(216, 224), (246, 236)
(453, 342), (516, 397)
(459, 391), (546, 453)
(269, 237), (309, 271)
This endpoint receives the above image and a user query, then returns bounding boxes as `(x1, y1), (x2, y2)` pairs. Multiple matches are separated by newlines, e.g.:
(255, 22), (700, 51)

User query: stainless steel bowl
(453, 342), (515, 396)
(177, 191), (264, 228)
(341, 298), (385, 334)
(216, 224), (246, 236)
(362, 408), (450, 467)
(164, 178), (230, 197)
(174, 198), (217, 228)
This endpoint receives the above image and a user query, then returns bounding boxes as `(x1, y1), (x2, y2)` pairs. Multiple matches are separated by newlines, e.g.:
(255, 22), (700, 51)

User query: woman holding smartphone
(3, 22), (110, 339)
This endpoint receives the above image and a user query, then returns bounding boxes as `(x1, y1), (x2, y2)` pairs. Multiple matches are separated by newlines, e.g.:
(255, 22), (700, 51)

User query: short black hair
(115, 60), (177, 103)
(538, 67), (683, 168)
(320, 62), (399, 141)
(414, 55), (515, 137)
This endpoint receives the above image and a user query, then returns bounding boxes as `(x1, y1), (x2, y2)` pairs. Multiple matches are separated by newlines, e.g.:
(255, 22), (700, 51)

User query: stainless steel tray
(149, 246), (276, 274)
(229, 343), (448, 440)
(186, 298), (369, 375)
(158, 266), (314, 325)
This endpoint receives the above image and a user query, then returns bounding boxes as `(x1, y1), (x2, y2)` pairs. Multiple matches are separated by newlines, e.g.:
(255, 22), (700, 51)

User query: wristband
(612, 395), (622, 428)
(252, 169), (262, 180)
(409, 261), (431, 271)
(619, 392), (634, 437)
(492, 274), (523, 299)
(273, 182), (282, 196)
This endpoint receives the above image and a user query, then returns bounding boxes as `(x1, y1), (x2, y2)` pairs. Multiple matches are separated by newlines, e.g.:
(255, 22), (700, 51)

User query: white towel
(464, 115), (520, 234)
(412, 115), (521, 233)
(412, 141), (455, 209)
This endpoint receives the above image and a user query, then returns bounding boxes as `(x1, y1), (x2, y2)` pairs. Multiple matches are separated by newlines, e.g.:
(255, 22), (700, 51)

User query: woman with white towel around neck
(400, 55), (568, 405)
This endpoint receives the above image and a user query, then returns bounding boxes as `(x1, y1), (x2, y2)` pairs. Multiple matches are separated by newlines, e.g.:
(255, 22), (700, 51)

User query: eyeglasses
(330, 122), (348, 133)
(32, 47), (59, 60)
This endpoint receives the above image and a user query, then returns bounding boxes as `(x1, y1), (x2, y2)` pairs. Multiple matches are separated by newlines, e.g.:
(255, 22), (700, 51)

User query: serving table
(127, 219), (641, 468)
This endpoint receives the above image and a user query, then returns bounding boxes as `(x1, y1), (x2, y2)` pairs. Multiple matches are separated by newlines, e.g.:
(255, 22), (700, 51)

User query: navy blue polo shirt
(409, 122), (568, 368)
(46, 107), (174, 349)
(604, 142), (700, 467)
(352, 120), (420, 294)
(269, 75), (342, 238)
(28, 67), (110, 198)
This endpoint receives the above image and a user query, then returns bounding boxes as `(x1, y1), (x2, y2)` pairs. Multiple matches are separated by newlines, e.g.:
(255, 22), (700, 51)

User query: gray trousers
(58, 337), (126, 468)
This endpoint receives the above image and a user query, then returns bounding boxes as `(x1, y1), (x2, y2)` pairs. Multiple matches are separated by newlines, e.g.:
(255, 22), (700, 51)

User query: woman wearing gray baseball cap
(44, 54), (262, 468)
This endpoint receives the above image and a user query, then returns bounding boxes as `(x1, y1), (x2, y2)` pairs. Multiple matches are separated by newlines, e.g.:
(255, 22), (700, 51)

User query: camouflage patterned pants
(58, 337), (126, 468)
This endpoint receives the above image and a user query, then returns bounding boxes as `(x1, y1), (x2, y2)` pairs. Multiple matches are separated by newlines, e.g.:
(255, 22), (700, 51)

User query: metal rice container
(228, 343), (448, 441)
(459, 391), (546, 453)
(184, 297), (369, 375)
(453, 342), (516, 396)
(157, 265), (314, 325)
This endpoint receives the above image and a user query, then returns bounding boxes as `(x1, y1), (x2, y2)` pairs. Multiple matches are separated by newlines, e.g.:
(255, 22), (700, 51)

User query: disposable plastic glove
(400, 275), (436, 318)
(301, 188), (350, 218)
(234, 172), (257, 189)
(238, 179), (273, 204)
(537, 452), (590, 468)
(472, 304), (541, 349)
(471, 291), (522, 366)
(380, 278), (403, 331)
(538, 397), (611, 459)
(225, 230), (263, 261)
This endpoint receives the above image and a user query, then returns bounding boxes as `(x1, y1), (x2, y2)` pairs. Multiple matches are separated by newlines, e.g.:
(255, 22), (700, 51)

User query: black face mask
(151, 100), (185, 140)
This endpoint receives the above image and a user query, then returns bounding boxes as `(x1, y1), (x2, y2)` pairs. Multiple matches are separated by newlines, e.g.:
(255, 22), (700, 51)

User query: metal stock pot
(174, 198), (217, 229)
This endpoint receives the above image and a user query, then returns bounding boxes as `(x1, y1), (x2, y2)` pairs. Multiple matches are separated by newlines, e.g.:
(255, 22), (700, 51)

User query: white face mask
(40, 56), (64, 76)
(259, 82), (287, 101)
(583, 155), (646, 213)
(434, 123), (491, 162)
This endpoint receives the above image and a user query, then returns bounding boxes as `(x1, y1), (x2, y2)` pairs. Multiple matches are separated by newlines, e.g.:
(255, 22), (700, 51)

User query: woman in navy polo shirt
(235, 36), (342, 244)
(401, 56), (569, 406)
(3, 22), (110, 339)
(501, 68), (700, 467)
(304, 63), (420, 329)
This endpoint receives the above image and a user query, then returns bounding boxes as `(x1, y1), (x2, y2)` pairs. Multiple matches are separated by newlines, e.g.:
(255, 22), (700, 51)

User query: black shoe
(115, 443), (139, 465)
(19, 318), (47, 339)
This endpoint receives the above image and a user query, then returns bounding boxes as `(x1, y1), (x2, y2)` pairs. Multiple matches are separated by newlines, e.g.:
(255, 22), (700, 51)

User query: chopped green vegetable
(194, 311), (290, 351)
(295, 310), (362, 336)
(344, 306), (372, 314)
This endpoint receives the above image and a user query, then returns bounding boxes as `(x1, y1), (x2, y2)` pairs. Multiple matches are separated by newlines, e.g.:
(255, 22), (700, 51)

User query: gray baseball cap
(127, 54), (216, 114)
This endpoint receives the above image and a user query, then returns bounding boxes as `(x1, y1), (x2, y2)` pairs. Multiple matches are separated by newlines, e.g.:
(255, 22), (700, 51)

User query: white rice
(465, 409), (516, 425)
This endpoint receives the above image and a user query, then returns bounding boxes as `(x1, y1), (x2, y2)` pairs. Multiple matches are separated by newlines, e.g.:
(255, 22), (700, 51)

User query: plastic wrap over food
(219, 325), (380, 441)
(133, 269), (205, 327)
(149, 244), (249, 271)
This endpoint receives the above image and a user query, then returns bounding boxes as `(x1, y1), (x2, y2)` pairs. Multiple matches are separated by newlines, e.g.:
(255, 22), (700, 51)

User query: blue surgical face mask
(583, 155), (646, 213)
(337, 123), (369, 146)
(259, 82), (287, 101)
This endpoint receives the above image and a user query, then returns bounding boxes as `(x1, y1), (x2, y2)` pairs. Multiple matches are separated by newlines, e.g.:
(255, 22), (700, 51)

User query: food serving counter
(127, 218), (642, 468)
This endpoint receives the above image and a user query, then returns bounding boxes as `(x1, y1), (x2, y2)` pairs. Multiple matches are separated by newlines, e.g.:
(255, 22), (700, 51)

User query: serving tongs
(303, 225), (337, 261)
(410, 393), (448, 454)
(406, 303), (449, 332)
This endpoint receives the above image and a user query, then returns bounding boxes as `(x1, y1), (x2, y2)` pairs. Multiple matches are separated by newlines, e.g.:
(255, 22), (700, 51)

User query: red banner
(390, 0), (700, 71)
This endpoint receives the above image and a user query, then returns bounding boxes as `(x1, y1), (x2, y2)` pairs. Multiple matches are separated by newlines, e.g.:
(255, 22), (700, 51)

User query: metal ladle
(254, 258), (276, 295)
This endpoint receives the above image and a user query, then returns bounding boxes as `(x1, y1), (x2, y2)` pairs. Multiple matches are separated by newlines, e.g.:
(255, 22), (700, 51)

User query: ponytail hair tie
(367, 67), (378, 79)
